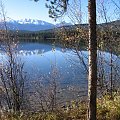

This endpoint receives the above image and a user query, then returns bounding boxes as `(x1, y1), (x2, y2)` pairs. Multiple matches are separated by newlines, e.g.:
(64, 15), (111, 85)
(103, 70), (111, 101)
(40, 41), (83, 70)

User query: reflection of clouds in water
(0, 50), (5, 55)
(18, 49), (45, 56)
(0, 42), (120, 87)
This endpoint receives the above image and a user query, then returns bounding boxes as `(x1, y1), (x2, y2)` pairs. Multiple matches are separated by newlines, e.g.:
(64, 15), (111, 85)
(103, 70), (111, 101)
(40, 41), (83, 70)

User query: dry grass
(1, 95), (120, 120)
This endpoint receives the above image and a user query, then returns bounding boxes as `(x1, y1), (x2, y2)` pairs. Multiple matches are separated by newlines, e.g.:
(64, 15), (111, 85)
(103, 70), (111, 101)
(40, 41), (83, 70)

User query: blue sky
(3, 0), (56, 23)
(1, 0), (88, 23)
(2, 0), (120, 24)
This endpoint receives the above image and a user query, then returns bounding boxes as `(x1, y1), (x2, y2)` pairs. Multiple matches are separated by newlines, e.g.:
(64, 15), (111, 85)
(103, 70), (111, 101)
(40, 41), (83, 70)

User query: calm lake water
(17, 42), (88, 87)
(0, 42), (120, 90)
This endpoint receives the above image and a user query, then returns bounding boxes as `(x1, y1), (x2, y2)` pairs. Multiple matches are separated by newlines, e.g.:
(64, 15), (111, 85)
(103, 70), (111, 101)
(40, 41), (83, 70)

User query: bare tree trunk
(110, 47), (113, 99)
(88, 0), (97, 120)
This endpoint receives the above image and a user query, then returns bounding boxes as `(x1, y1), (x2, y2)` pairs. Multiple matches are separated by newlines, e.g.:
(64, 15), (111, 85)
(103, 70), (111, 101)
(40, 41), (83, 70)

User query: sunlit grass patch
(97, 94), (120, 120)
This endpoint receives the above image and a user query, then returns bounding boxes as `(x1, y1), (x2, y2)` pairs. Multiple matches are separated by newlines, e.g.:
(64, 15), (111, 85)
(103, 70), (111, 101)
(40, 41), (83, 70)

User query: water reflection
(0, 42), (120, 89)
(18, 49), (44, 56)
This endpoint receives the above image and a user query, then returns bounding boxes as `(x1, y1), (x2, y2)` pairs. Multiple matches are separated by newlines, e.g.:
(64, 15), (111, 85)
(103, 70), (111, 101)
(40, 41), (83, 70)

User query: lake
(0, 42), (120, 100)
(17, 42), (88, 87)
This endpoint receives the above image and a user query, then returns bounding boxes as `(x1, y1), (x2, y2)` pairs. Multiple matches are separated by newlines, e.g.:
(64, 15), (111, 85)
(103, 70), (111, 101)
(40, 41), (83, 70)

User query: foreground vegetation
(1, 94), (120, 120)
